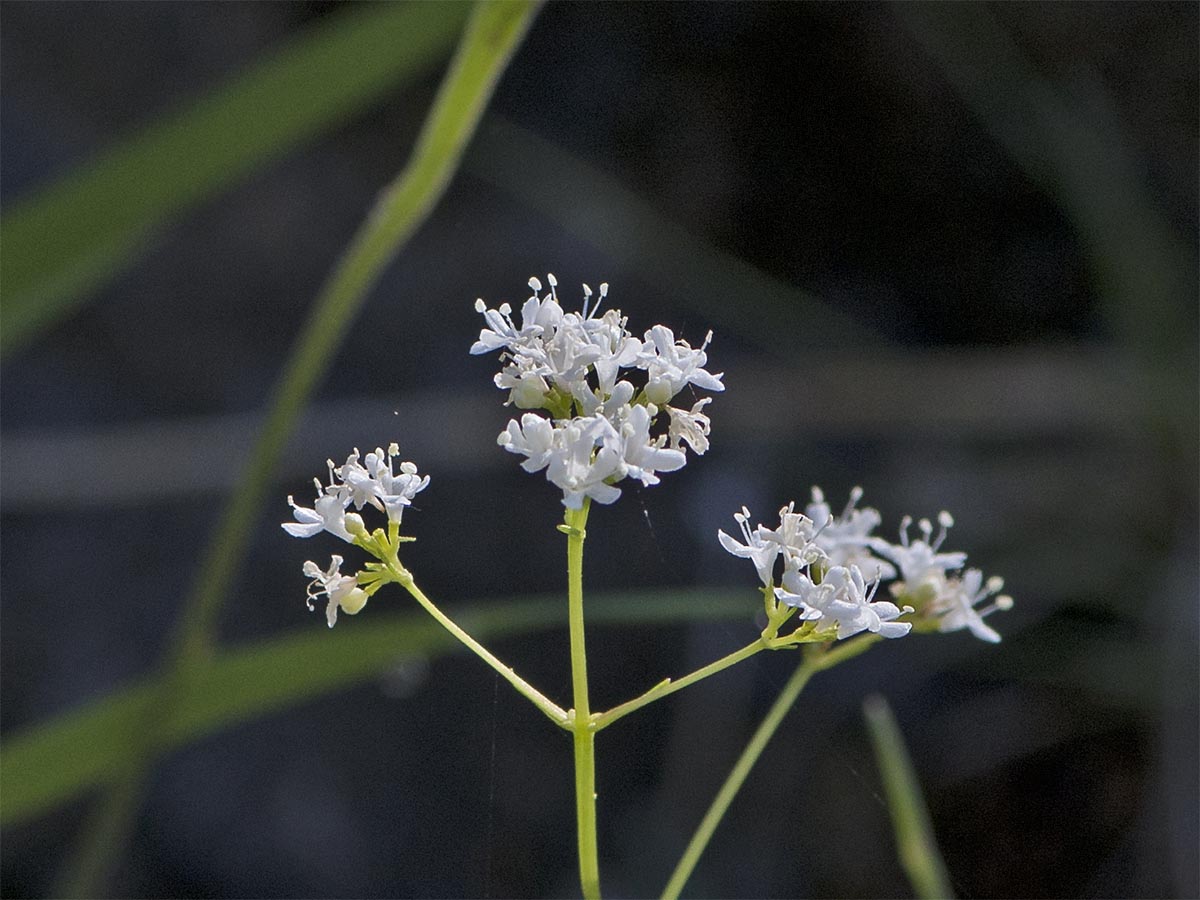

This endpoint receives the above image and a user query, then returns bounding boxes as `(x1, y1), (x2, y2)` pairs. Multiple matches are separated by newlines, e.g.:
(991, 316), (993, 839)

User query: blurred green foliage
(1, 589), (748, 826)
(864, 693), (954, 900)
(0, 1), (470, 356)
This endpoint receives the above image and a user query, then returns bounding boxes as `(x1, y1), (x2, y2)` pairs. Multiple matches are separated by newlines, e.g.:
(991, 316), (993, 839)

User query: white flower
(475, 275), (723, 507)
(807, 487), (896, 580)
(283, 484), (354, 542)
(728, 493), (1008, 644)
(584, 308), (641, 397)
(284, 446), (429, 540)
(930, 569), (1012, 643)
(469, 276), (564, 356)
(547, 415), (624, 508)
(303, 555), (368, 628)
(665, 398), (712, 454)
(498, 413), (560, 473)
(335, 445), (429, 524)
(759, 502), (824, 570)
(772, 567), (831, 621)
(501, 411), (628, 508)
(776, 564), (912, 640)
(636, 325), (724, 406)
(872, 512), (967, 586)
(815, 565), (912, 639)
(718, 507), (782, 587)
(616, 403), (687, 487)
(495, 364), (551, 410)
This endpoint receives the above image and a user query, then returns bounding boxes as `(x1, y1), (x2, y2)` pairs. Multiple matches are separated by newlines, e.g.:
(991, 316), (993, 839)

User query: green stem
(565, 500), (601, 900)
(661, 635), (881, 900)
(395, 572), (568, 727)
(594, 588), (815, 732)
(593, 639), (766, 731)
(53, 5), (542, 896)
(863, 694), (954, 900)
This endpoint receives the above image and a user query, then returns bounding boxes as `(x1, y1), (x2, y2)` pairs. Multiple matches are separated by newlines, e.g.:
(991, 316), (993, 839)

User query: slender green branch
(812, 633), (881, 671)
(661, 635), (882, 900)
(661, 657), (818, 900)
(863, 694), (954, 900)
(54, 5), (542, 897)
(565, 501), (602, 900)
(595, 591), (830, 731)
(594, 639), (765, 731)
(393, 571), (568, 727)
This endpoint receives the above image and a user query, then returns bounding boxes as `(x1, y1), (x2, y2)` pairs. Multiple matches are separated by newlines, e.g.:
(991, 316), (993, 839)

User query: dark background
(2, 2), (1197, 898)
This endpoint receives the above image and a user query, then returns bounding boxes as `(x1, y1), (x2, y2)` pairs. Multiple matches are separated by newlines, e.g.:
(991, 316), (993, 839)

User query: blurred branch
(863, 694), (955, 900)
(0, 346), (1142, 509)
(0, 588), (749, 828)
(53, 4), (542, 896)
(0, 2), (473, 357)
(894, 4), (1197, 440)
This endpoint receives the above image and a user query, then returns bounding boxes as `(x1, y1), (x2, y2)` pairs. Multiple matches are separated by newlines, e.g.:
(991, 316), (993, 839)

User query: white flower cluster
(282, 444), (430, 626)
(472, 275), (724, 508)
(721, 488), (1012, 642)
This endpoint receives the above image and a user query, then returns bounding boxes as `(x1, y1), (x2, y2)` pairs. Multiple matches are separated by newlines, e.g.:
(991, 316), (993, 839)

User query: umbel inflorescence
(473, 274), (724, 508)
(282, 273), (1011, 643)
(283, 443), (430, 625)
(279, 272), (1014, 900)
(720, 488), (1012, 645)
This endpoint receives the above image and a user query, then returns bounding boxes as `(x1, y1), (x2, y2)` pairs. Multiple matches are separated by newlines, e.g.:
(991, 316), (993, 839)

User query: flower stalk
(564, 500), (602, 899)
(661, 636), (879, 900)
(387, 562), (568, 727)
(279, 272), (1013, 899)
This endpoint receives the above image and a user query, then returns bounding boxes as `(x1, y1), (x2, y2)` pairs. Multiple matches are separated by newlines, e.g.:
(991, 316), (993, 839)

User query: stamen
(589, 282), (609, 319)
(865, 575), (880, 603)
(980, 596), (1013, 617)
(932, 511), (953, 549)
(840, 487), (863, 520)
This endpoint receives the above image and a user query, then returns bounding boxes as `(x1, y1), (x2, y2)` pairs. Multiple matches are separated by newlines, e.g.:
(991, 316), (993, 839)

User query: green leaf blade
(1, 589), (748, 827)
(0, 1), (472, 355)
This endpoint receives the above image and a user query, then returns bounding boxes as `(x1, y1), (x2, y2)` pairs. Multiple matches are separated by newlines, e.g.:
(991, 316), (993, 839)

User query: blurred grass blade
(893, 4), (1195, 401)
(467, 115), (883, 350)
(55, 5), (541, 896)
(0, 1), (472, 357)
(0, 589), (749, 827)
(863, 694), (954, 900)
